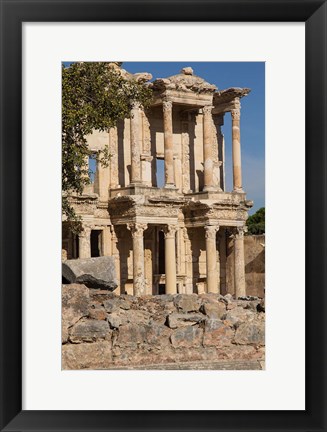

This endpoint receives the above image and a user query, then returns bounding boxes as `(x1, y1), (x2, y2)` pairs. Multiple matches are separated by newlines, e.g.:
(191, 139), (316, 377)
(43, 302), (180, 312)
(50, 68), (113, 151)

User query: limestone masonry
(62, 285), (265, 369)
(62, 63), (264, 298)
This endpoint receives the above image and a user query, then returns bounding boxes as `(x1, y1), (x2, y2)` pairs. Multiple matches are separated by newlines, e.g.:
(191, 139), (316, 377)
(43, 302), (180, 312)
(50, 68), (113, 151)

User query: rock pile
(62, 284), (265, 370)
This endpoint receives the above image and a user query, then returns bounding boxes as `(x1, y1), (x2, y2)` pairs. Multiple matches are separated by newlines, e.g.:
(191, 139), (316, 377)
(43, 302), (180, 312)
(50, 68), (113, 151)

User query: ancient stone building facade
(62, 64), (253, 297)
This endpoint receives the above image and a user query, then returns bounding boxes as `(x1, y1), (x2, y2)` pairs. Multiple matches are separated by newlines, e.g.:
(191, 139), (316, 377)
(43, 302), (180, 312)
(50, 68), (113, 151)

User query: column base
(233, 187), (244, 193)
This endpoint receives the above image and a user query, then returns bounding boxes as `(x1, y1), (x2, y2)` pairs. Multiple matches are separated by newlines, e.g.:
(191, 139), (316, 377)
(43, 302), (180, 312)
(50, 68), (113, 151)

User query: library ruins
(62, 64), (256, 298)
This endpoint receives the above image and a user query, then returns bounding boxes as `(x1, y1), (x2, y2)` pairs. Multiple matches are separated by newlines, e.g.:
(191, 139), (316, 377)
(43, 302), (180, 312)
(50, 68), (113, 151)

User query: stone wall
(227, 234), (265, 298)
(62, 284), (265, 370)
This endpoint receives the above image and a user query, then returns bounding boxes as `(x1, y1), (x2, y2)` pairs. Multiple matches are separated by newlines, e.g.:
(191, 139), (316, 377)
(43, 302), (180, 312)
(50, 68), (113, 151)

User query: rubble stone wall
(62, 284), (265, 370)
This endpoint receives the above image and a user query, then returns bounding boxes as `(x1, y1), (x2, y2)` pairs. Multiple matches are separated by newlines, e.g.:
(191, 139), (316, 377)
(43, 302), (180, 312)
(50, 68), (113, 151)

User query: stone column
(102, 226), (112, 256)
(234, 226), (246, 298)
(128, 223), (147, 296)
(130, 101), (142, 185)
(183, 228), (193, 294)
(78, 226), (91, 259)
(203, 105), (215, 191)
(109, 128), (119, 188)
(163, 225), (178, 294)
(231, 107), (243, 192)
(205, 225), (219, 293)
(219, 229), (227, 295)
(162, 99), (175, 187)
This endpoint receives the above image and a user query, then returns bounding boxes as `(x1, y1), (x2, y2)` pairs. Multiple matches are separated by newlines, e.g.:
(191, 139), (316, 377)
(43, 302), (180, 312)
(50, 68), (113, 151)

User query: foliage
(246, 207), (265, 235)
(62, 62), (152, 229)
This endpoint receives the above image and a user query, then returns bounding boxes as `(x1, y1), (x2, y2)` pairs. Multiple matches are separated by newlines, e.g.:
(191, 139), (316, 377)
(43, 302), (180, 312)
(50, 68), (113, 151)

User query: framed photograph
(1, 0), (326, 431)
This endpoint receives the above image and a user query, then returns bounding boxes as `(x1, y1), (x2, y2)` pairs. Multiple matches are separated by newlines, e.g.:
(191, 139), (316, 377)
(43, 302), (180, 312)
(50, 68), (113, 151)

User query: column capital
(79, 225), (91, 237)
(128, 222), (148, 238)
(204, 224), (219, 240)
(231, 108), (241, 120)
(233, 225), (247, 239)
(162, 99), (173, 112)
(202, 105), (214, 115)
(162, 224), (178, 239)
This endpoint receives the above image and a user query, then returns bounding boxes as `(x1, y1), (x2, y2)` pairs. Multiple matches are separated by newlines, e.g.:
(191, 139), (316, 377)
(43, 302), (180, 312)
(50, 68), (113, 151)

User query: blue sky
(123, 62), (265, 214)
(64, 62), (265, 213)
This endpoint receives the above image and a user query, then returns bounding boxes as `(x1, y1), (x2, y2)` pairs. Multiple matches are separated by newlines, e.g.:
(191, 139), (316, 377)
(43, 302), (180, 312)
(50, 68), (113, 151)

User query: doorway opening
(158, 230), (165, 274)
(91, 230), (102, 257)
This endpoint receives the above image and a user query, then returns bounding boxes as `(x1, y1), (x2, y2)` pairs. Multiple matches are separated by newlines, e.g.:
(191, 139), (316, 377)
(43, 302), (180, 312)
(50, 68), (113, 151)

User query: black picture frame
(0, 1), (326, 431)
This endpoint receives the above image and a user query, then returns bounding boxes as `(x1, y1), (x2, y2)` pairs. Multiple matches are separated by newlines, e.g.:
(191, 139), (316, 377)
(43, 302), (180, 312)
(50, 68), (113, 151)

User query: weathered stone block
(116, 324), (147, 348)
(89, 306), (107, 321)
(62, 256), (118, 291)
(201, 302), (226, 319)
(234, 321), (265, 346)
(203, 318), (234, 347)
(124, 309), (151, 325)
(170, 326), (203, 348)
(69, 319), (111, 343)
(145, 323), (172, 346)
(62, 341), (112, 369)
(119, 299), (132, 310)
(62, 284), (90, 343)
(103, 298), (120, 313)
(167, 312), (205, 329)
(107, 312), (126, 329)
(223, 306), (255, 327)
(173, 294), (201, 312)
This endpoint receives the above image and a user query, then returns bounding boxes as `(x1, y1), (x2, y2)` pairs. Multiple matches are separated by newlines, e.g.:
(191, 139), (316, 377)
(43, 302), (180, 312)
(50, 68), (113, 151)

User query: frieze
(94, 208), (110, 218)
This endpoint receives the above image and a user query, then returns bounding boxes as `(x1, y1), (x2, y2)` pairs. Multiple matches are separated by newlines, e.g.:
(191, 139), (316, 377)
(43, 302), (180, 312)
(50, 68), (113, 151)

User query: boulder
(62, 256), (118, 291)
